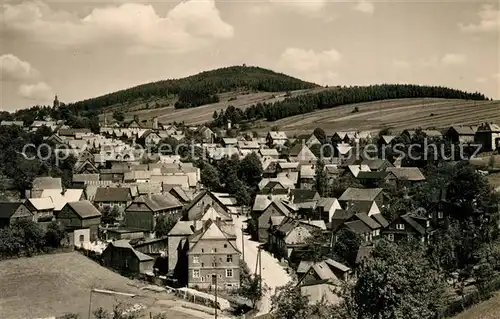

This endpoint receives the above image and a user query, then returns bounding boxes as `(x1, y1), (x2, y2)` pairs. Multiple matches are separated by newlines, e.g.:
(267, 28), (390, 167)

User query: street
(233, 215), (292, 316)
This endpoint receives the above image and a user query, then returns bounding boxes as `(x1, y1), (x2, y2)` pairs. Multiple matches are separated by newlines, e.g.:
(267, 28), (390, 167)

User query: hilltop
(67, 65), (319, 114)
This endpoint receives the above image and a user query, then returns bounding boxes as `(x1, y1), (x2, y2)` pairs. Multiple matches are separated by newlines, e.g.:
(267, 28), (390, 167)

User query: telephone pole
(214, 256), (218, 319)
(241, 226), (245, 261)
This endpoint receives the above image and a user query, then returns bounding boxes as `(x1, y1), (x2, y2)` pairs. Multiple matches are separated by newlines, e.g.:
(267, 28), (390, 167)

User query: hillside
(0, 252), (208, 319)
(66, 65), (319, 114)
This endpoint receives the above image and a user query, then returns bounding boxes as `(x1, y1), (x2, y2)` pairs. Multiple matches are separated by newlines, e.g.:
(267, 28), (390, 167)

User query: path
(233, 215), (292, 316)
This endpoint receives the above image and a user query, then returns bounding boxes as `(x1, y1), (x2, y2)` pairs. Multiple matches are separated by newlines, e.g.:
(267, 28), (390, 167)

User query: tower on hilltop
(53, 95), (60, 109)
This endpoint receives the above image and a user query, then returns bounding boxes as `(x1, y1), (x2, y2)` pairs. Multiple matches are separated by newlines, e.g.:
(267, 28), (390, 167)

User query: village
(0, 104), (500, 319)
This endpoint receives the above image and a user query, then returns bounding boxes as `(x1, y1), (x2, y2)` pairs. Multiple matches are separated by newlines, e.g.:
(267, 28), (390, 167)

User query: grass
(452, 292), (500, 319)
(0, 252), (211, 319)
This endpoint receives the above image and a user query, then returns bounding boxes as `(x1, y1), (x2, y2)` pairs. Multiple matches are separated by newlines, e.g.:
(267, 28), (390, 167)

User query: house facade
(57, 200), (101, 241)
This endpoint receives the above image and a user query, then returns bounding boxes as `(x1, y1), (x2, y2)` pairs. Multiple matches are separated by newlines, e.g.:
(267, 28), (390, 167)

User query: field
(452, 292), (500, 319)
(0, 252), (215, 319)
(108, 93), (500, 135)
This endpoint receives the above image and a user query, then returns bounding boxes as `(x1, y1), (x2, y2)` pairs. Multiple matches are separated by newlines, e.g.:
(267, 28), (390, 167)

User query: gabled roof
(32, 176), (62, 190)
(344, 220), (371, 234)
(332, 209), (354, 221)
(380, 135), (396, 144)
(357, 171), (393, 180)
(40, 189), (84, 211)
(316, 198), (339, 212)
(400, 214), (426, 235)
(448, 125), (477, 135)
(386, 167), (426, 181)
(132, 194), (182, 212)
(27, 197), (55, 211)
(339, 188), (383, 202)
(94, 187), (130, 202)
(188, 219), (239, 252)
(268, 131), (287, 140)
(0, 202), (26, 219)
(354, 213), (381, 230)
(324, 258), (350, 273)
(290, 189), (319, 203)
(185, 190), (228, 214)
(371, 213), (389, 228)
(360, 159), (393, 170)
(168, 220), (203, 236)
(67, 200), (101, 219)
(73, 174), (100, 183)
(108, 240), (153, 261)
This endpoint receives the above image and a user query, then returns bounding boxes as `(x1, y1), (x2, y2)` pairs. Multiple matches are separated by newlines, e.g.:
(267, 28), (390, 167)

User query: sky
(0, 0), (499, 111)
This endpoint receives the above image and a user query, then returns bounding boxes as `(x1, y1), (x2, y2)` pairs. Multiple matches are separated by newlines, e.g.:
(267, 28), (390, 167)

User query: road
(233, 215), (292, 316)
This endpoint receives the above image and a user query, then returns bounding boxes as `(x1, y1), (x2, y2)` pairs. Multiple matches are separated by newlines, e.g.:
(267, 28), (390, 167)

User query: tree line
(212, 84), (488, 126)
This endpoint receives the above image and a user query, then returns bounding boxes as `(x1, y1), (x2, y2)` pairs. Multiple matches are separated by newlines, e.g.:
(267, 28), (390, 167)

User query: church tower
(53, 95), (60, 109)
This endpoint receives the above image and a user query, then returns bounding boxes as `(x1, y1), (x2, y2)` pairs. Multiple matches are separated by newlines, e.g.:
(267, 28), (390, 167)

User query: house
(39, 189), (85, 213)
(72, 174), (100, 188)
(142, 130), (162, 146)
(125, 194), (183, 233)
(386, 167), (426, 182)
(445, 126), (477, 144)
(299, 164), (316, 189)
(94, 187), (132, 211)
(0, 202), (34, 228)
(382, 213), (430, 243)
(331, 209), (385, 243)
(222, 138), (238, 147)
(187, 219), (241, 291)
(314, 198), (342, 223)
(475, 122), (500, 152)
(29, 176), (63, 198)
(57, 200), (101, 241)
(257, 200), (294, 242)
(360, 159), (394, 172)
(267, 131), (288, 147)
(304, 134), (321, 147)
(167, 220), (203, 275)
(25, 197), (55, 221)
(259, 148), (280, 159)
(331, 132), (351, 144)
(297, 258), (350, 285)
(0, 120), (24, 127)
(356, 171), (397, 187)
(299, 280), (341, 307)
(101, 240), (154, 275)
(338, 188), (384, 210)
(268, 217), (323, 260)
(346, 164), (371, 178)
(289, 144), (317, 162)
(197, 126), (215, 143)
(184, 190), (230, 221)
(168, 186), (197, 204)
(199, 204), (233, 223)
(377, 135), (397, 147)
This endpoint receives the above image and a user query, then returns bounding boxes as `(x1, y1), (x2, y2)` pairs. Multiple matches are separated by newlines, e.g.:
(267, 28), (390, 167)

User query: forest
(212, 84), (489, 126)
(60, 66), (318, 112)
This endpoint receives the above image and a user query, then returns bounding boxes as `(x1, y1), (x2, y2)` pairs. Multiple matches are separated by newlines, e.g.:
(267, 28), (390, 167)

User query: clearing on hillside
(0, 252), (208, 319)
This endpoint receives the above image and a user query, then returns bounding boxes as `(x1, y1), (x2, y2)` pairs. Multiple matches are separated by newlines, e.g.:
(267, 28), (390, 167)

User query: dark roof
(289, 144), (304, 157)
(344, 220), (371, 234)
(58, 128), (90, 136)
(360, 159), (392, 170)
(346, 201), (374, 215)
(185, 190), (228, 213)
(339, 188), (383, 202)
(355, 213), (381, 230)
(400, 214), (426, 235)
(0, 202), (25, 219)
(371, 213), (389, 228)
(357, 171), (394, 180)
(290, 189), (319, 203)
(449, 126), (476, 135)
(332, 209), (354, 220)
(133, 194), (182, 211)
(67, 200), (101, 219)
(94, 187), (130, 202)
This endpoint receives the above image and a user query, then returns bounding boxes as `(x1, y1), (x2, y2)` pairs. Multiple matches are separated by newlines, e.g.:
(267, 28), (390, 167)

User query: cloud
(1, 0), (234, 54)
(277, 47), (342, 85)
(270, 0), (327, 13)
(459, 4), (500, 33)
(441, 53), (467, 65)
(393, 60), (411, 69)
(354, 1), (375, 14)
(17, 81), (53, 101)
(0, 54), (39, 81)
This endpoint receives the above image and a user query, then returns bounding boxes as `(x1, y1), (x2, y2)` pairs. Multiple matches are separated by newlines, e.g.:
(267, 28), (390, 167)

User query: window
(212, 248), (217, 253)
(388, 234), (394, 242)
(193, 255), (199, 263)
(396, 223), (405, 230)
(224, 244), (228, 248)
(201, 263), (204, 267)
(212, 262), (217, 267)
(201, 248), (204, 253)
(79, 234), (85, 242)
(375, 229), (380, 236)
(426, 220), (430, 228)
(438, 211), (444, 219)
(193, 270), (200, 278)
(226, 254), (233, 263)
(201, 276), (205, 282)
